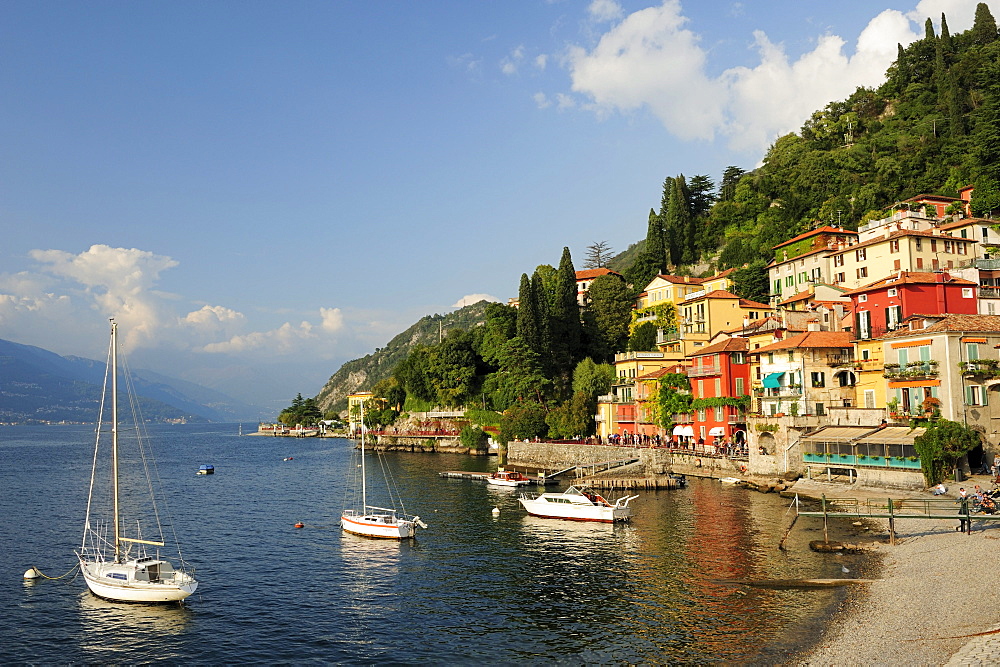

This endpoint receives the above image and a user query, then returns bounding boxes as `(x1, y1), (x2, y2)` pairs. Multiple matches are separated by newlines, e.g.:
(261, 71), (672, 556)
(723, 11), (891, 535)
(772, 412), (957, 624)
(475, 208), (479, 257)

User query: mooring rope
(28, 563), (80, 580)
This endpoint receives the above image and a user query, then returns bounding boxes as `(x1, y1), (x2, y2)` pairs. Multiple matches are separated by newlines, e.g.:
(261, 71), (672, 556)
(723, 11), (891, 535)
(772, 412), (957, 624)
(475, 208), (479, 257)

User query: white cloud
(534, 92), (552, 109)
(559, 0), (995, 155)
(320, 307), (345, 333)
(588, 0), (624, 23)
(535, 54), (549, 70)
(501, 45), (526, 75)
(453, 294), (499, 308)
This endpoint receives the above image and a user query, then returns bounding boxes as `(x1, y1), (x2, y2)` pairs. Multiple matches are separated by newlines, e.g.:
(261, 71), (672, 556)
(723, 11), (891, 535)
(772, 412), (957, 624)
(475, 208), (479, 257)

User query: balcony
(883, 362), (939, 379)
(687, 364), (721, 377)
(980, 286), (1000, 299)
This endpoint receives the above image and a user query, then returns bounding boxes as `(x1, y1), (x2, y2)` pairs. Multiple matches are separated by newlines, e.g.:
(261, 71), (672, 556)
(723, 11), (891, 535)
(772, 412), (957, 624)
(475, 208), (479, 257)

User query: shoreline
(790, 477), (1000, 665)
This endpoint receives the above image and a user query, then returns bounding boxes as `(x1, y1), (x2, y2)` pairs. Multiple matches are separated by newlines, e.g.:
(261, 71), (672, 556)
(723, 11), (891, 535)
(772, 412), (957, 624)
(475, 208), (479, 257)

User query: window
(862, 348), (870, 360)
(856, 248), (866, 261)
(886, 305), (902, 328)
(714, 378), (722, 395)
(697, 409), (706, 421)
(963, 288), (975, 298)
(811, 267), (823, 281)
(961, 229), (968, 239)
(768, 352), (774, 363)
(835, 272), (845, 283)
(968, 385), (987, 407)
(735, 377), (745, 395)
(967, 343), (980, 361)
(984, 227), (990, 241)
(916, 257), (924, 269)
(915, 238), (922, 250)
(958, 242), (967, 256)
(894, 259), (901, 270)
(857, 267), (868, 279)
(932, 258), (940, 269)
(887, 287), (898, 297)
(715, 406), (724, 421)
(811, 372), (825, 387)
(773, 280), (781, 295)
(858, 294), (868, 302)
(890, 239), (900, 253)
(785, 275), (794, 287)
(944, 240), (953, 253)
(864, 389), (875, 408)
(834, 255), (844, 267)
(990, 302), (997, 315)
(799, 272), (807, 284)
(815, 403), (826, 416)
(931, 239), (938, 252)
(787, 351), (794, 362)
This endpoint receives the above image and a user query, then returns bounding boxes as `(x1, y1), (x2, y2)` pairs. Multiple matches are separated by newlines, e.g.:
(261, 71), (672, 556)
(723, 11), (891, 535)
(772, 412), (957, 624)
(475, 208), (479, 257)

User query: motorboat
(487, 470), (531, 487)
(518, 486), (637, 523)
(196, 465), (214, 475)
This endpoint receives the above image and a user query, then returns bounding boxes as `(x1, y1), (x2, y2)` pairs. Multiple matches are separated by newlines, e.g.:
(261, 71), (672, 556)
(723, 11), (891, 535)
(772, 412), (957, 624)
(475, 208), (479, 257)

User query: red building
(686, 336), (751, 449)
(844, 271), (979, 340)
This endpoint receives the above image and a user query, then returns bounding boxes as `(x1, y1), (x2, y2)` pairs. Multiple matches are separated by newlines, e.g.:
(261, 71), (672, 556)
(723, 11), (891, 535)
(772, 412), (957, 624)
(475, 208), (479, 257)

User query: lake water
(0, 424), (866, 663)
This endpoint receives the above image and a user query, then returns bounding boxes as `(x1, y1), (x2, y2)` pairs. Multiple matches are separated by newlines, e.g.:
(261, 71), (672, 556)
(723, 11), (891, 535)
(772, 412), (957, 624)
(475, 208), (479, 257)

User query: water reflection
(76, 592), (191, 661)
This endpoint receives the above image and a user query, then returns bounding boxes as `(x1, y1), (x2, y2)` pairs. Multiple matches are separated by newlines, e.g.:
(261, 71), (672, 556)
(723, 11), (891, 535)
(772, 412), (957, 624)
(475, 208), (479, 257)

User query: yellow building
(853, 338), (885, 409)
(346, 391), (374, 434)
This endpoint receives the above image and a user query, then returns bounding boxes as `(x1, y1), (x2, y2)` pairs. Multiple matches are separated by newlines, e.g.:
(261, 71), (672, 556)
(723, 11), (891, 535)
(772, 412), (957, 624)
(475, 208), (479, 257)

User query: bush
(459, 425), (490, 451)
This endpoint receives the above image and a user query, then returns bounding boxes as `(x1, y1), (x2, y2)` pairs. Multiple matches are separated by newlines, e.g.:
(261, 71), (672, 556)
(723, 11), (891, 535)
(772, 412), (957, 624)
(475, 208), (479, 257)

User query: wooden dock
(438, 471), (555, 485)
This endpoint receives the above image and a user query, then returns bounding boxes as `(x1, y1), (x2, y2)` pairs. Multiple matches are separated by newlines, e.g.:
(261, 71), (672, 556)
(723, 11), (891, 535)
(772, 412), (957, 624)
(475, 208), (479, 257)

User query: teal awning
(762, 372), (784, 388)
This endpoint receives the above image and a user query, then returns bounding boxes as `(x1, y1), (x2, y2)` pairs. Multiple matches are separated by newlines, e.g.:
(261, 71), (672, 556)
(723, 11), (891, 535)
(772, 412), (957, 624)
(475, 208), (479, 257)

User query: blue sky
(1, 0), (995, 413)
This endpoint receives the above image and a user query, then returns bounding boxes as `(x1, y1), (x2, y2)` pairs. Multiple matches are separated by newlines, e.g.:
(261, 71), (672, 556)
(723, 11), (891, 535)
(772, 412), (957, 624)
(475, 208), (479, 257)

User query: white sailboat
(76, 319), (198, 603)
(340, 402), (426, 539)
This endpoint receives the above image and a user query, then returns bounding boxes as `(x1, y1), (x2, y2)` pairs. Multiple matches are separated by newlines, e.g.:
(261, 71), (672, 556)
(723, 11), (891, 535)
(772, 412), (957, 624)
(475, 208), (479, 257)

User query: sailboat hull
(79, 559), (197, 603)
(340, 512), (415, 539)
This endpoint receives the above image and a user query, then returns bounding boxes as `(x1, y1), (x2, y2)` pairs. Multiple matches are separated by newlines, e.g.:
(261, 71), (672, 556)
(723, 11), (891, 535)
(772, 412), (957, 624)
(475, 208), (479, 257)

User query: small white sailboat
(340, 402), (426, 539)
(76, 319), (198, 603)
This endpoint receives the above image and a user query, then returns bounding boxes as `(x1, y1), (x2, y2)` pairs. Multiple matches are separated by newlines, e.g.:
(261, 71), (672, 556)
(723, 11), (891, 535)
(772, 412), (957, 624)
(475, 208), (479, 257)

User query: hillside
(0, 338), (258, 424)
(314, 300), (493, 414)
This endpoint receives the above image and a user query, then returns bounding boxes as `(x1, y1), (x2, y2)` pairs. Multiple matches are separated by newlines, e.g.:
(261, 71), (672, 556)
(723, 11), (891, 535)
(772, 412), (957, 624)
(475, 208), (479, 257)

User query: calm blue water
(0, 424), (864, 663)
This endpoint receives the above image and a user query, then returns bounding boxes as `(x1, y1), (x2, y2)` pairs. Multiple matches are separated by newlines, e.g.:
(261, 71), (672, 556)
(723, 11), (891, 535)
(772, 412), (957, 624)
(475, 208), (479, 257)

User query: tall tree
(557, 247), (583, 369)
(644, 208), (666, 272)
(586, 274), (633, 362)
(972, 3), (998, 46)
(719, 166), (746, 202)
(584, 240), (613, 268)
(687, 174), (716, 219)
(531, 269), (553, 374)
(515, 273), (539, 354)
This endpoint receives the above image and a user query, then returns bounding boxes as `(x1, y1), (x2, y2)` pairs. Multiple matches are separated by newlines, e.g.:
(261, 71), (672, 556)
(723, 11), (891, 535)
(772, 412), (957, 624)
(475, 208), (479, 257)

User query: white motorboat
(340, 402), (426, 539)
(486, 470), (531, 487)
(76, 320), (198, 603)
(518, 486), (638, 523)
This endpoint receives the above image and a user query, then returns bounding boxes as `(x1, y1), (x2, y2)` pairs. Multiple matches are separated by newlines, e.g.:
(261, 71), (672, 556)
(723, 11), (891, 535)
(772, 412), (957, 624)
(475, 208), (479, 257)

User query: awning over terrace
(672, 425), (695, 437)
(853, 426), (926, 445)
(799, 426), (881, 446)
(709, 427), (726, 436)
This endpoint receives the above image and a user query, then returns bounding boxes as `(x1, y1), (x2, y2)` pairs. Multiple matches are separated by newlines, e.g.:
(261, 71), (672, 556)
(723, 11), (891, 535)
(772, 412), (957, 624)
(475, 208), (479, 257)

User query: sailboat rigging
(76, 319), (198, 603)
(340, 401), (426, 539)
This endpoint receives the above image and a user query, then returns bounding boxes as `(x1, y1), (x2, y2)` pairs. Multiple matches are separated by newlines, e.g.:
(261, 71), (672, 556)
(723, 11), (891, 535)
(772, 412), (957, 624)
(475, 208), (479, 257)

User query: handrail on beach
(793, 494), (995, 545)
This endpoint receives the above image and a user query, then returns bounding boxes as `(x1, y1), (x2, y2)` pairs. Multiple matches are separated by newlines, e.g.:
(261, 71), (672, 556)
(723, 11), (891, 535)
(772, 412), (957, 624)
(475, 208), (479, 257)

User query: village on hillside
(579, 186), (1000, 489)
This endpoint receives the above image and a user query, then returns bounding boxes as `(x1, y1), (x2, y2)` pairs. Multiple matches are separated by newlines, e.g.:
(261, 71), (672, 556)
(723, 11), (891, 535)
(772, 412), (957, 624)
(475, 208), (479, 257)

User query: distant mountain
(0, 338), (258, 424)
(315, 300), (493, 414)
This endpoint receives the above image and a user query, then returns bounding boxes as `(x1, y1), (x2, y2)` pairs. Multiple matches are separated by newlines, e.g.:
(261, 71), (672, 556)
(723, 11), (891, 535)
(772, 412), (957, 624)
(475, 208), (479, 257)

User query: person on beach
(932, 483), (947, 495)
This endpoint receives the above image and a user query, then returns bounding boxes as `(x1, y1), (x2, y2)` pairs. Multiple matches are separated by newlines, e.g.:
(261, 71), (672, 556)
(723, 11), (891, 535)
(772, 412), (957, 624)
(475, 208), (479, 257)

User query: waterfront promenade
(794, 477), (1000, 665)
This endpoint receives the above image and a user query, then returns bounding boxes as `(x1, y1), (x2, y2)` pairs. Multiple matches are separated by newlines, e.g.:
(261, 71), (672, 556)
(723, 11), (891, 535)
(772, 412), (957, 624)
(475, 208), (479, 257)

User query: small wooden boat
(487, 470), (531, 487)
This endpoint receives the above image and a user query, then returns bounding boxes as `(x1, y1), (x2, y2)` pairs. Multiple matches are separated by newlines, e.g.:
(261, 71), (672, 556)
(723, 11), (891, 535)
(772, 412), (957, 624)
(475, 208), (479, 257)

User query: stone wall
(506, 441), (748, 479)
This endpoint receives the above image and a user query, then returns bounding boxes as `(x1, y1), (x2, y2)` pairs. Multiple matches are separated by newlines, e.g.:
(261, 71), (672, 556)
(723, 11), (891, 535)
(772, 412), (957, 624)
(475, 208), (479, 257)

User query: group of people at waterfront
(580, 433), (749, 459)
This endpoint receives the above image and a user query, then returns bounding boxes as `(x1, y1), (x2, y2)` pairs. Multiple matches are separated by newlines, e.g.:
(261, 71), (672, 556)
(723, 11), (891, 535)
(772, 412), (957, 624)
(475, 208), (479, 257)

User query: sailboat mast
(111, 320), (121, 562)
(360, 400), (367, 512)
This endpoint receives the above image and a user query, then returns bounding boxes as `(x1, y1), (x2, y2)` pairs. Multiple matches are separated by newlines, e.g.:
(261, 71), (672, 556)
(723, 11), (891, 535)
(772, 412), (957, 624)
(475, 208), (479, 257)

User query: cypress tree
(557, 247), (583, 367)
(531, 270), (552, 374)
(645, 208), (666, 272)
(940, 13), (952, 53)
(972, 3), (998, 46)
(516, 273), (539, 355)
(925, 17), (935, 41)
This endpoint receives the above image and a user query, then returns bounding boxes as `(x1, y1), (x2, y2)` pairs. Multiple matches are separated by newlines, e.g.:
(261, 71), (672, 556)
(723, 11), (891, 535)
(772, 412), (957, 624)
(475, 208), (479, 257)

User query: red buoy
(294, 522), (304, 528)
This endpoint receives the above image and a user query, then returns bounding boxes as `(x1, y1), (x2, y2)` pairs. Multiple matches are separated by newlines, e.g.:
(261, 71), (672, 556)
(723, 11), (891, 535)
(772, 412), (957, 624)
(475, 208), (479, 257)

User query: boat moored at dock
(518, 486), (638, 523)
(486, 470), (531, 487)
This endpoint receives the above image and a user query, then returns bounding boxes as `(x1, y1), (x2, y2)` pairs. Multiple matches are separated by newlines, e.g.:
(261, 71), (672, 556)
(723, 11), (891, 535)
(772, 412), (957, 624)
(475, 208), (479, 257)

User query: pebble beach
(792, 478), (1000, 666)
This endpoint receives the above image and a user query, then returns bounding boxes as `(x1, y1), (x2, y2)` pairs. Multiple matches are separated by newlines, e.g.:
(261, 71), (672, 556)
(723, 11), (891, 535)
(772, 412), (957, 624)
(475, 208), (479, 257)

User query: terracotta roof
(880, 314), (1000, 339)
(748, 330), (854, 355)
(778, 290), (812, 305)
(772, 246), (837, 263)
(739, 297), (772, 309)
(707, 268), (735, 280)
(829, 229), (977, 256)
(773, 225), (857, 250)
(691, 337), (749, 356)
(939, 217), (994, 230)
(840, 271), (977, 296)
(902, 194), (960, 204)
(636, 367), (675, 381)
(653, 274), (706, 285)
(576, 268), (622, 280)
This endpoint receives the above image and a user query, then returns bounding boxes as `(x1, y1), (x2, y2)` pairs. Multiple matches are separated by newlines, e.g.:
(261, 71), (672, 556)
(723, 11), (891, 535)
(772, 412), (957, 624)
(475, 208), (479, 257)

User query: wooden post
(888, 498), (896, 546)
(822, 494), (829, 543)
